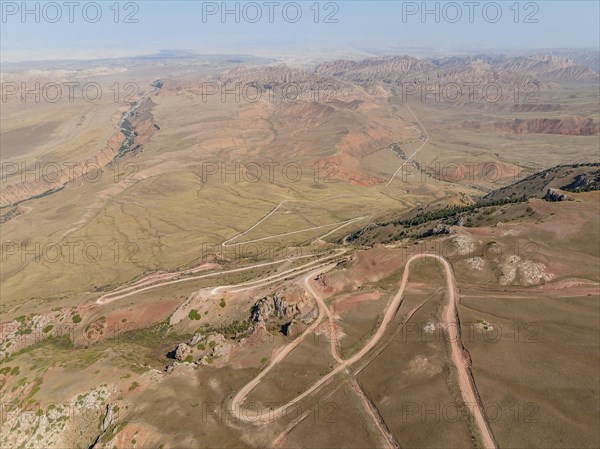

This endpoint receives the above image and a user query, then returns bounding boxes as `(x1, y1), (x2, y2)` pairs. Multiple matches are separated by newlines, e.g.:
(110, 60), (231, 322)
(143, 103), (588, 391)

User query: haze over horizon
(1, 1), (599, 63)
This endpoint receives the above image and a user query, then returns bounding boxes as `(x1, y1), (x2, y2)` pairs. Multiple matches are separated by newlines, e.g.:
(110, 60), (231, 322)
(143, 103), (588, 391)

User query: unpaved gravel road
(230, 254), (497, 449)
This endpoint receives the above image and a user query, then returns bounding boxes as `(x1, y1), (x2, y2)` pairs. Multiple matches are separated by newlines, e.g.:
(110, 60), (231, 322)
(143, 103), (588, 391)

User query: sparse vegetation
(199, 320), (253, 339)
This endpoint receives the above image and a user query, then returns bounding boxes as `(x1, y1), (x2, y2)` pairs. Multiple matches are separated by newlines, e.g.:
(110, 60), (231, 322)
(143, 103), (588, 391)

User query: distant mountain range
(314, 52), (599, 85)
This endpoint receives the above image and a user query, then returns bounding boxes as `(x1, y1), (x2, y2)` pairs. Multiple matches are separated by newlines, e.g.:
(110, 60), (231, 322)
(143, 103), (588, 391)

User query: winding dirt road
(230, 254), (497, 449)
(96, 240), (496, 448)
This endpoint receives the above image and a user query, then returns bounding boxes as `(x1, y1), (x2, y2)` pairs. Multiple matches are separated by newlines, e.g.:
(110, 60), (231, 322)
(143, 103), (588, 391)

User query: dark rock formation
(422, 223), (455, 237)
(561, 172), (600, 192)
(281, 321), (294, 337)
(543, 188), (569, 202)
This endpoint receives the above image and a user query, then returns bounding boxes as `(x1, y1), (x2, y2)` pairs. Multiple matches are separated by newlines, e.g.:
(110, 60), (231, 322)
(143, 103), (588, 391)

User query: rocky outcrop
(0, 308), (80, 359)
(89, 403), (118, 449)
(561, 172), (600, 192)
(248, 293), (317, 336)
(281, 321), (294, 337)
(483, 163), (600, 203)
(168, 332), (234, 370)
(101, 404), (116, 433)
(209, 334), (232, 360)
(174, 343), (191, 361)
(1, 385), (111, 449)
(500, 255), (553, 285)
(421, 223), (455, 237)
(189, 332), (203, 346)
(250, 297), (272, 323)
(454, 216), (466, 227)
(273, 293), (287, 316)
(543, 188), (569, 202)
(250, 293), (288, 323)
(196, 334), (232, 366)
(166, 361), (195, 373)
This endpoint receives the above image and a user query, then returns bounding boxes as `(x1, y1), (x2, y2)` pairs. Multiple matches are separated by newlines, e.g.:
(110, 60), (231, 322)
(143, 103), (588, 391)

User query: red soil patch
(323, 247), (407, 294)
(333, 290), (382, 313)
(107, 299), (179, 327)
(81, 299), (180, 344)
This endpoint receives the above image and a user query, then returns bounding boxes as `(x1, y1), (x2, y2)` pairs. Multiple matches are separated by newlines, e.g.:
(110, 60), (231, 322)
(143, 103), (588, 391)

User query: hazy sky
(1, 1), (599, 62)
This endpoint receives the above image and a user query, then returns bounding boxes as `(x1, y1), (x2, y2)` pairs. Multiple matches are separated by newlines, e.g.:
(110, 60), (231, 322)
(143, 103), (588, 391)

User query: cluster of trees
(343, 196), (528, 244)
(393, 196), (527, 228)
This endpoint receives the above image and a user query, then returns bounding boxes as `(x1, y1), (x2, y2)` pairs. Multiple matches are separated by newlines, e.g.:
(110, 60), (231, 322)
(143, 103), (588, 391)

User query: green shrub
(188, 309), (201, 320)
